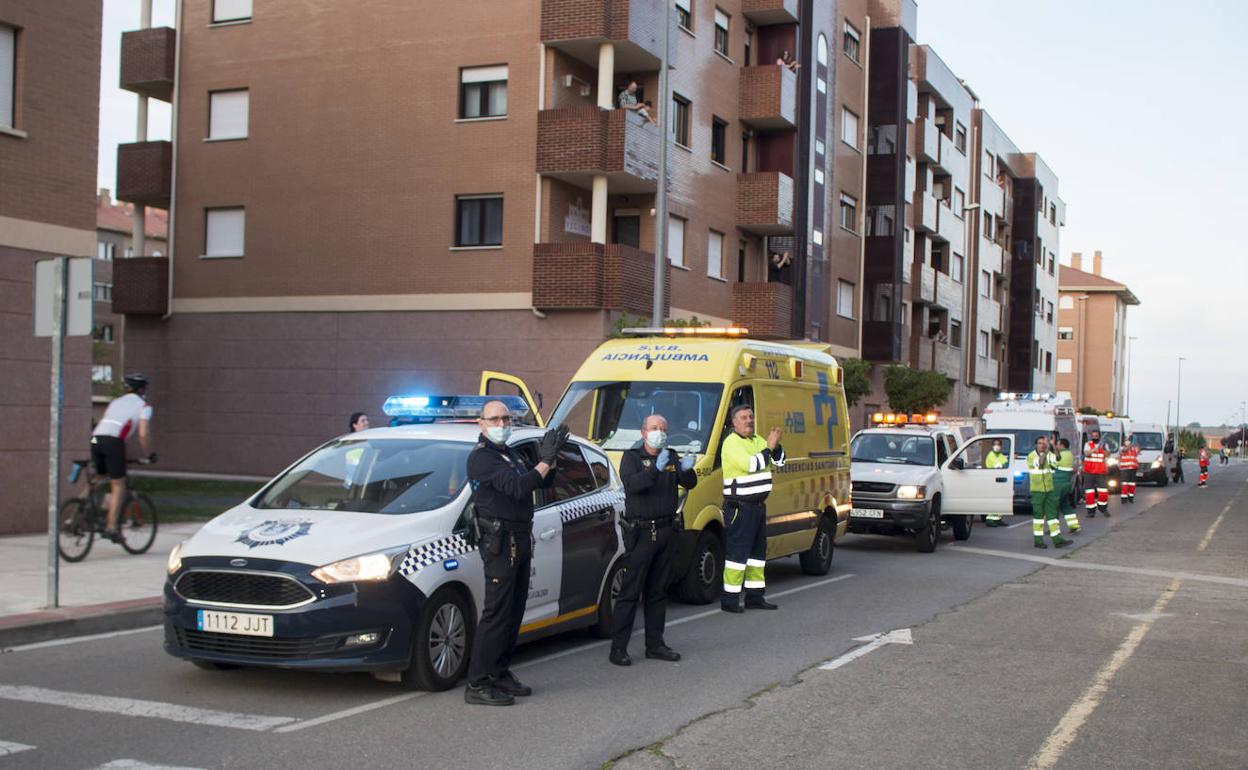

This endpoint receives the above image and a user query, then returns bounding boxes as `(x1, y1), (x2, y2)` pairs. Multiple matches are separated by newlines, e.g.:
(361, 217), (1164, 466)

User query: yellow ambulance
(481, 327), (852, 604)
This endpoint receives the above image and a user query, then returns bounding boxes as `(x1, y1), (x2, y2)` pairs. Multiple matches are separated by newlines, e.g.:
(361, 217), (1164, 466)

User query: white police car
(164, 395), (626, 690)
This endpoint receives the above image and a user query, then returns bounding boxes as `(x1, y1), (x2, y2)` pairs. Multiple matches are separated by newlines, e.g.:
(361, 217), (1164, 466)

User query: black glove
(538, 425), (569, 465)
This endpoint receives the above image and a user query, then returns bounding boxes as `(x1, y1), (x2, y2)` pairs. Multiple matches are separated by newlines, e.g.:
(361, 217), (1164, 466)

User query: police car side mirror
(950, 457), (965, 471)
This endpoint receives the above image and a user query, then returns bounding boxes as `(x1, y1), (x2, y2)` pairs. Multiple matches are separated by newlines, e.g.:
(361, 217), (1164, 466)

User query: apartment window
(953, 188), (965, 217)
(839, 193), (857, 232)
(744, 29), (752, 65)
(714, 9), (729, 56)
(1035, 289), (1042, 315)
(1046, 301), (1054, 324)
(842, 21), (861, 63)
(983, 211), (994, 240)
(980, 269), (991, 297)
(205, 207), (246, 257)
(92, 283), (113, 302)
(951, 252), (964, 282)
(954, 122), (967, 153)
(672, 93), (691, 148)
(208, 89), (249, 140)
(1057, 358), (1072, 374)
(675, 0), (692, 31)
(1049, 202), (1057, 225)
(93, 365), (114, 384)
(459, 65), (508, 119)
(950, 321), (962, 348)
(667, 215), (686, 267)
(983, 151), (994, 178)
(1045, 351), (1053, 374)
(711, 117), (727, 165)
(1058, 327), (1073, 341)
(815, 138), (825, 156)
(707, 229), (724, 279)
(97, 241), (116, 261)
(0, 24), (14, 128)
(212, 0), (252, 23)
(977, 330), (989, 358)
(841, 107), (859, 149)
(741, 132), (750, 171)
(455, 195), (503, 247)
(837, 280), (855, 319)
(1048, 254), (1055, 275)
(94, 324), (115, 343)
(1059, 295), (1074, 309)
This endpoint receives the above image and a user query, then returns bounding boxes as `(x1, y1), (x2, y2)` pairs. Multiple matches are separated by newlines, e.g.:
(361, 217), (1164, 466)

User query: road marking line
(949, 545), (1248, 588)
(0, 740), (36, 756)
(1, 625), (162, 655)
(1005, 520), (1031, 529)
(1025, 577), (1181, 770)
(818, 628), (912, 671)
(0, 685), (296, 732)
(273, 691), (427, 733)
(1197, 487), (1242, 552)
(92, 760), (207, 770)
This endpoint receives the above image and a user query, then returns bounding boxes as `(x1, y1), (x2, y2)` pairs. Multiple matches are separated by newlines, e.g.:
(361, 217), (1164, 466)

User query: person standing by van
(983, 440), (1010, 527)
(720, 405), (783, 613)
(1029, 436), (1070, 550)
(1083, 430), (1110, 517)
(1198, 447), (1211, 487)
(1054, 438), (1081, 535)
(1119, 437), (1139, 503)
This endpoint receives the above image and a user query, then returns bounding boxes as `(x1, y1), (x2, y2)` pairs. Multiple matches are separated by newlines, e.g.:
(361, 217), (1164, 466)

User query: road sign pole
(46, 256), (67, 609)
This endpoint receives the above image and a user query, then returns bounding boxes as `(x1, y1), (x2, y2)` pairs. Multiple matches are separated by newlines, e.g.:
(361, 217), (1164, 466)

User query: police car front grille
(174, 628), (339, 659)
(175, 571), (314, 608)
(852, 481), (895, 494)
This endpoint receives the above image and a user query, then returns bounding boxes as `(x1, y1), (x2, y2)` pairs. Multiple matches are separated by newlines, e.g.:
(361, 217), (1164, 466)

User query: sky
(95, 0), (1248, 427)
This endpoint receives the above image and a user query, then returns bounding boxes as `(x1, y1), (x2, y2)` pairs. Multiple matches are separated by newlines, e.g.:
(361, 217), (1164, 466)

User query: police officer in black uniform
(463, 400), (567, 706)
(609, 414), (697, 667)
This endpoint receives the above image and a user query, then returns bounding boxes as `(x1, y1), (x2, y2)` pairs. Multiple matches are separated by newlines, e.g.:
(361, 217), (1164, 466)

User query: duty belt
(478, 517), (532, 534)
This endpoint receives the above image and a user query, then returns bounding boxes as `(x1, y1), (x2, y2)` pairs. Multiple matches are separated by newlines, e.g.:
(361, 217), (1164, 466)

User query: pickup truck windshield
(851, 433), (934, 465)
(549, 381), (724, 454)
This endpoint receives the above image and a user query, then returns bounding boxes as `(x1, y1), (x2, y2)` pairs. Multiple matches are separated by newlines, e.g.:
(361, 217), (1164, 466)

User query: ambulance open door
(479, 371), (546, 427)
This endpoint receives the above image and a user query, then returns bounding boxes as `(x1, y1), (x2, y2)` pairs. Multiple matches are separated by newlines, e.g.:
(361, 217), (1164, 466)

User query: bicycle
(57, 456), (159, 562)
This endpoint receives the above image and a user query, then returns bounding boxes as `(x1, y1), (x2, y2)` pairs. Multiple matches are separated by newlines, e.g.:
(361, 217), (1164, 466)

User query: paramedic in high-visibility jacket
(720, 404), (784, 613)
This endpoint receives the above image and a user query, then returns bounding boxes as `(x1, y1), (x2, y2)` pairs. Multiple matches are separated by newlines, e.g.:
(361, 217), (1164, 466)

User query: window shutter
(0, 26), (14, 127)
(209, 90), (249, 139)
(212, 0), (253, 22)
(206, 208), (246, 257)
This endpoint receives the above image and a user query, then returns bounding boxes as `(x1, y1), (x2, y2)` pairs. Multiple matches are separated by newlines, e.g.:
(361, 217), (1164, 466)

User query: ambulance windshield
(1101, 432), (1121, 453)
(550, 381), (725, 453)
(1133, 432), (1164, 450)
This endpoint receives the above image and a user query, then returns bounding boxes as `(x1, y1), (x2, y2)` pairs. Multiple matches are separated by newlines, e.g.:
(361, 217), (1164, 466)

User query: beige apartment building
(0, 0), (101, 533)
(1055, 251), (1139, 413)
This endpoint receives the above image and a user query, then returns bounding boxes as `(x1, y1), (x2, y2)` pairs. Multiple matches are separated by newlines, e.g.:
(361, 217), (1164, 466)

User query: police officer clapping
(609, 415), (697, 667)
(463, 400), (567, 706)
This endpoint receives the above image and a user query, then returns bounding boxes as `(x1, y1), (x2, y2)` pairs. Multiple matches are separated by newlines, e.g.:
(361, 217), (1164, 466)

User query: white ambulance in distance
(982, 393), (1079, 513)
(1128, 422), (1171, 486)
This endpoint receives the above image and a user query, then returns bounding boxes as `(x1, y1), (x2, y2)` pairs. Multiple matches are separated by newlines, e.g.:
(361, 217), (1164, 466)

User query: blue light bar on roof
(382, 394), (533, 423)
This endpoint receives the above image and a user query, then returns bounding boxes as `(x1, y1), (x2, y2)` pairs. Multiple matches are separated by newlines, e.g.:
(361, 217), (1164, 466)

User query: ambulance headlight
(312, 550), (401, 584)
(1152, 459), (1163, 468)
(896, 485), (926, 500)
(167, 542), (183, 575)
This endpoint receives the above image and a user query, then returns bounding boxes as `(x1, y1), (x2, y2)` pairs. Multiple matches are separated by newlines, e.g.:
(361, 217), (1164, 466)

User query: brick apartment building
(0, 0), (102, 534)
(1055, 251), (1139, 413)
(110, 0), (1065, 475)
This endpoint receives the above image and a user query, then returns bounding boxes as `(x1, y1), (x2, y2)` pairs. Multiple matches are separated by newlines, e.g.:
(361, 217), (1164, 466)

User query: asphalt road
(0, 462), (1242, 770)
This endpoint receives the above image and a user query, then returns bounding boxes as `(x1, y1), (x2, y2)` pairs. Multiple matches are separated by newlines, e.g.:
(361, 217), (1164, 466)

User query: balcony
(738, 66), (797, 131)
(532, 242), (667, 316)
(911, 262), (935, 305)
(936, 203), (965, 254)
(741, 0), (799, 25)
(979, 238), (1003, 275)
(914, 191), (937, 233)
(111, 257), (168, 316)
(733, 282), (793, 340)
(932, 340), (961, 379)
(934, 270), (963, 316)
(736, 172), (794, 235)
(541, 0), (669, 71)
(934, 131), (955, 173)
(116, 141), (172, 207)
(914, 336), (933, 370)
(916, 117), (938, 163)
(537, 107), (660, 193)
(974, 356), (1000, 389)
(977, 293), (1001, 331)
(119, 27), (175, 102)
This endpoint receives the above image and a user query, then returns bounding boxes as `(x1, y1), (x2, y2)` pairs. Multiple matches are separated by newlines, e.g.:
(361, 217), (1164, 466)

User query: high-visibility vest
(722, 432), (785, 501)
(985, 450), (1009, 469)
(1027, 450), (1054, 493)
(1083, 441), (1107, 475)
(1055, 449), (1076, 472)
(1119, 446), (1139, 470)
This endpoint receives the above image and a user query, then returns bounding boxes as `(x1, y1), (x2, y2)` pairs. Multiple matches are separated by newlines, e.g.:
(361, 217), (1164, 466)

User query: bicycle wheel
(119, 492), (158, 555)
(57, 498), (95, 562)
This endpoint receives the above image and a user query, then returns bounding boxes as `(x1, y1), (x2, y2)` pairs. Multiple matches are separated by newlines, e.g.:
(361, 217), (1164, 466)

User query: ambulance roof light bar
(382, 394), (533, 424)
(620, 327), (750, 337)
(872, 412), (939, 426)
(997, 392), (1054, 402)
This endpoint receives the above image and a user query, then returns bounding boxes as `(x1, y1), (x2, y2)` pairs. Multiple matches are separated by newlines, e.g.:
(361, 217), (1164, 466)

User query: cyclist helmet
(124, 373), (150, 392)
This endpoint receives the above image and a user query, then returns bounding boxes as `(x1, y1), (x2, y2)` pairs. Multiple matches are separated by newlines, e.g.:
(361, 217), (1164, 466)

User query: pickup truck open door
(940, 435), (1016, 516)
(479, 371), (545, 427)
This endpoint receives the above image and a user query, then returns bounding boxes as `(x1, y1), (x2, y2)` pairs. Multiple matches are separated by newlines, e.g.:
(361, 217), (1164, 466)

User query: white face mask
(644, 430), (667, 450)
(992, 445), (1002, 454)
(486, 425), (512, 444)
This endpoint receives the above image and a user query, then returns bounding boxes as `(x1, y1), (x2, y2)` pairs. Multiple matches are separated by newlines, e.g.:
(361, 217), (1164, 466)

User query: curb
(0, 596), (163, 649)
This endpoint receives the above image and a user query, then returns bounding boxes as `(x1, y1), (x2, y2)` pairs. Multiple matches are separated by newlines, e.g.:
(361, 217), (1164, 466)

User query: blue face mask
(486, 425), (512, 444)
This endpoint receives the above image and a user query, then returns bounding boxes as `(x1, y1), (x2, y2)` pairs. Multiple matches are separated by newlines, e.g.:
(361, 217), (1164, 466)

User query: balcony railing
(537, 107), (660, 192)
(936, 203), (965, 254)
(116, 141), (172, 207)
(934, 270), (963, 316)
(979, 238), (1003, 275)
(119, 27), (175, 102)
(738, 66), (797, 131)
(977, 293), (1001, 331)
(914, 191), (937, 233)
(911, 262), (935, 305)
(541, 0), (669, 70)
(111, 257), (168, 316)
(741, 0), (799, 25)
(916, 117), (938, 163)
(974, 356), (1000, 389)
(733, 282), (793, 339)
(736, 171), (794, 235)
(532, 242), (667, 316)
(932, 340), (961, 379)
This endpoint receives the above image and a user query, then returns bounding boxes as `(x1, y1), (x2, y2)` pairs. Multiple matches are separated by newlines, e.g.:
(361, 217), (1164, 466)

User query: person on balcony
(776, 50), (800, 72)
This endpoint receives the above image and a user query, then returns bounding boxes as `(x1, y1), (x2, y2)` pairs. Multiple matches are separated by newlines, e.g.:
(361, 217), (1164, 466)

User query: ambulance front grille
(175, 570), (315, 609)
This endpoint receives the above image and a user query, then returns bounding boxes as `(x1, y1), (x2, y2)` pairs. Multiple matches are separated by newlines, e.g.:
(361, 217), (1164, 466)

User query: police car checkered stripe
(398, 534), (473, 578)
(558, 488), (625, 525)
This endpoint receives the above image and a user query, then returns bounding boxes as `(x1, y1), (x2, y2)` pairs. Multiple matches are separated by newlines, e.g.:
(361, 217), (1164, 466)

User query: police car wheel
(589, 559), (626, 638)
(403, 588), (471, 691)
(676, 529), (723, 605)
(799, 515), (835, 576)
(915, 498), (940, 553)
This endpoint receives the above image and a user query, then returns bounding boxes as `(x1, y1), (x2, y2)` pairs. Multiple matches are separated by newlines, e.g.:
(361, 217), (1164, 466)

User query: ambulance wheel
(915, 498), (940, 553)
(403, 587), (471, 691)
(799, 515), (835, 575)
(676, 530), (723, 605)
(951, 514), (972, 541)
(589, 558), (626, 638)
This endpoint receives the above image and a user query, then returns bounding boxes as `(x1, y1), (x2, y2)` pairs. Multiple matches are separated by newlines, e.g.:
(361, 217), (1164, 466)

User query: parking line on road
(1, 625), (162, 656)
(949, 545), (1248, 588)
(273, 691), (428, 733)
(0, 684), (296, 732)
(92, 760), (207, 770)
(1025, 577), (1182, 770)
(0, 740), (36, 756)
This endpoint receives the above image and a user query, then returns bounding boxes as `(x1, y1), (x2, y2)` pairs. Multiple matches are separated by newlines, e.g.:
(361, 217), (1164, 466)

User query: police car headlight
(896, 485), (926, 500)
(312, 551), (398, 584)
(1107, 457), (1119, 467)
(166, 542), (183, 575)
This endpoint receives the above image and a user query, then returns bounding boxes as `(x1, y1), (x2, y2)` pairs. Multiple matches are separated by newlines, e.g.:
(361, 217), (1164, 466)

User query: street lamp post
(1075, 295), (1089, 409)
(1125, 335), (1137, 415)
(1175, 356), (1185, 450)
(651, 0), (672, 326)
(1240, 400), (1246, 461)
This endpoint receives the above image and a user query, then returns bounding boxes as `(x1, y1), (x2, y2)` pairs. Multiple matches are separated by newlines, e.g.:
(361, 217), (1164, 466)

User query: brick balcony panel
(736, 171), (794, 235)
(741, 0), (799, 25)
(732, 282), (792, 339)
(111, 257), (169, 316)
(738, 66), (797, 131)
(537, 107), (660, 193)
(532, 242), (669, 316)
(120, 27), (175, 102)
(116, 141), (172, 207)
(541, 0), (670, 70)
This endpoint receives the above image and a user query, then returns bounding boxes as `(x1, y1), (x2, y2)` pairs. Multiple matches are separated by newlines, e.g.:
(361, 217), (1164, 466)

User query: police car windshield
(255, 438), (473, 515)
(550, 381), (724, 453)
(851, 433), (935, 465)
(1133, 432), (1164, 450)
(1101, 432), (1121, 453)
(990, 429), (1053, 457)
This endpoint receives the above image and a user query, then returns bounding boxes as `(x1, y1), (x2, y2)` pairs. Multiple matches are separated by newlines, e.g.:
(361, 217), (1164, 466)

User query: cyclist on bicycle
(90, 373), (155, 541)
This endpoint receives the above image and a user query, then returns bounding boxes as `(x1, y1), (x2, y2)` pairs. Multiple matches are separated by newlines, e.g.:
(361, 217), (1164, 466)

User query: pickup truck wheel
(915, 499), (940, 553)
(676, 529), (723, 605)
(951, 514), (972, 541)
(799, 515), (835, 575)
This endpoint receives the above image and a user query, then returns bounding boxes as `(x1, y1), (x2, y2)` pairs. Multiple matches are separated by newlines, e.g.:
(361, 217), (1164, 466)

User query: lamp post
(1240, 400), (1246, 461)
(1074, 295), (1089, 409)
(1125, 335), (1137, 415)
(650, 0), (672, 326)
(1175, 356), (1185, 450)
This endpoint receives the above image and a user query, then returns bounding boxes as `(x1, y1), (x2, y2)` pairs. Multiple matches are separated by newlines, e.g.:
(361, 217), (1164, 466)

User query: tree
(1078, 406), (1103, 415)
(840, 358), (873, 408)
(1177, 428), (1206, 455)
(882, 365), (951, 414)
